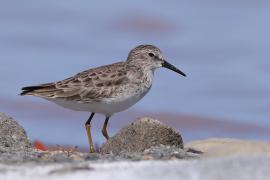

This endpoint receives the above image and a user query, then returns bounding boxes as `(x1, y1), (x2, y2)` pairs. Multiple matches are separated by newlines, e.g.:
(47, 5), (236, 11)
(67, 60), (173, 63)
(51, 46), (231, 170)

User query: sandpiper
(20, 44), (186, 153)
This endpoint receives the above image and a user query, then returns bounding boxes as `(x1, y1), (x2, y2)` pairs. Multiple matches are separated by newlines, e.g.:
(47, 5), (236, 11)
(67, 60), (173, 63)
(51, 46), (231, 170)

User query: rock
(101, 117), (183, 154)
(0, 113), (94, 163)
(0, 113), (39, 163)
(185, 138), (270, 158)
(0, 113), (32, 151)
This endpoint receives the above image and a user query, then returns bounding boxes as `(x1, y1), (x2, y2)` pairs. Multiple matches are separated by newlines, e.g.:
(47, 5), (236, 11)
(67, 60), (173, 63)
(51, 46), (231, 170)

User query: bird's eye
(148, 53), (155, 57)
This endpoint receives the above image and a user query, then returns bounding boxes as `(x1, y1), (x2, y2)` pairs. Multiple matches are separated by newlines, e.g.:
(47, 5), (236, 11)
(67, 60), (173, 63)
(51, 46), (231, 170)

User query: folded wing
(20, 62), (130, 103)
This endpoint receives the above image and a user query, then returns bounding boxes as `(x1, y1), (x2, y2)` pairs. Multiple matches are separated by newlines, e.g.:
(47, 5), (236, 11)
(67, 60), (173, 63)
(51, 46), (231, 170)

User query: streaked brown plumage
(21, 62), (130, 102)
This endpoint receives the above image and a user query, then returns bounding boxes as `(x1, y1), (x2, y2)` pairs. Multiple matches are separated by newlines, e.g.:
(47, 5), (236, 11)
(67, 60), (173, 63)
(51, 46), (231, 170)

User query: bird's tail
(20, 83), (56, 96)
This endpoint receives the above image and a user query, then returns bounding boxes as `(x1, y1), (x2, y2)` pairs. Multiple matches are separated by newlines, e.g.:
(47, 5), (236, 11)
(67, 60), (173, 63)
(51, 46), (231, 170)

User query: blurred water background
(0, 0), (269, 147)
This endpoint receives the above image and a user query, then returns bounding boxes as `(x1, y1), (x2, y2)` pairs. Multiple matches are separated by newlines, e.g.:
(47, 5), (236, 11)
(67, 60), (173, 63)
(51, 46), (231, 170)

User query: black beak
(162, 60), (186, 77)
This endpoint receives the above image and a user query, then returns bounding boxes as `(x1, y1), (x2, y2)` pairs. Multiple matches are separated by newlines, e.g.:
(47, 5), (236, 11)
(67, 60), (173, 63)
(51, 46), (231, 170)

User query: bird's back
(21, 61), (152, 104)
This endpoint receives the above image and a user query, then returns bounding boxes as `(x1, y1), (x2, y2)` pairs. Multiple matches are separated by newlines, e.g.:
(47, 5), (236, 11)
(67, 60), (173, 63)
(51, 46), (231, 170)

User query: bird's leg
(85, 112), (95, 153)
(102, 116), (110, 141)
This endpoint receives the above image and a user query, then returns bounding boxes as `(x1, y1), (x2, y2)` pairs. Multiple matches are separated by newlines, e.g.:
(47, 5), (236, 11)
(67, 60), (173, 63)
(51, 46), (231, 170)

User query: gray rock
(0, 113), (40, 163)
(101, 117), (183, 154)
(0, 113), (32, 151)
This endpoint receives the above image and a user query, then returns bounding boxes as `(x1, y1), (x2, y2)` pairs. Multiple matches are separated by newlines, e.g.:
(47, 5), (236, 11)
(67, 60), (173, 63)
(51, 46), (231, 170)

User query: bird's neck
(127, 64), (155, 88)
(139, 66), (155, 88)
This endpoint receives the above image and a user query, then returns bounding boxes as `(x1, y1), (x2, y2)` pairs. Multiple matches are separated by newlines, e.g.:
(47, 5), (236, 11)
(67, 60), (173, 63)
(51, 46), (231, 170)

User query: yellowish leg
(102, 117), (110, 141)
(85, 113), (95, 153)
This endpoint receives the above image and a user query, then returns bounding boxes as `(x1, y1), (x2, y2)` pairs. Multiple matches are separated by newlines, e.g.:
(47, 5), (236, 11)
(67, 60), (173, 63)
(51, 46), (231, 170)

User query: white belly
(45, 87), (151, 116)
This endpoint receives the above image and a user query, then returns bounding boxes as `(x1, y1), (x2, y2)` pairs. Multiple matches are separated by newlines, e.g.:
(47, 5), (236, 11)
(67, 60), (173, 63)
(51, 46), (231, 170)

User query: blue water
(0, 0), (270, 146)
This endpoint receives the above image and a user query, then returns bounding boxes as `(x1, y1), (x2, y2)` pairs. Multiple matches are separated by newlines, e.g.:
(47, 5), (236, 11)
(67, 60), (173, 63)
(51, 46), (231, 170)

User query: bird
(20, 44), (186, 153)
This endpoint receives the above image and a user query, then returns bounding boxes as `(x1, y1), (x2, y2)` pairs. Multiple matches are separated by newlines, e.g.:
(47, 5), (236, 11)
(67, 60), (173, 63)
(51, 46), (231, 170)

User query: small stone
(100, 117), (183, 154)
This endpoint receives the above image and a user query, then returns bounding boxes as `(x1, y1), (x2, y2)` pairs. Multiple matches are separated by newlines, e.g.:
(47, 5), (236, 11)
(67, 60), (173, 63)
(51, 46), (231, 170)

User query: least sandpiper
(21, 44), (186, 153)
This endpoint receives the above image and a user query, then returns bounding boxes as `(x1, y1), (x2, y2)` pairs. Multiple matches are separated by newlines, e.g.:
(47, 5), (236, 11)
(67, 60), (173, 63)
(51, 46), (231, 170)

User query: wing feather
(21, 62), (131, 103)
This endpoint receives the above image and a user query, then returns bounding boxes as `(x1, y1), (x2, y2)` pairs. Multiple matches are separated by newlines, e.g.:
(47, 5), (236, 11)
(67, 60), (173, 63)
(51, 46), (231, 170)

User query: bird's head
(126, 44), (186, 77)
